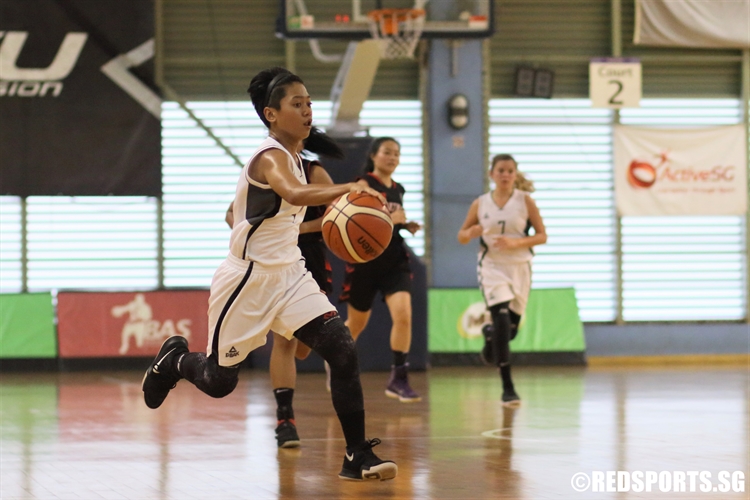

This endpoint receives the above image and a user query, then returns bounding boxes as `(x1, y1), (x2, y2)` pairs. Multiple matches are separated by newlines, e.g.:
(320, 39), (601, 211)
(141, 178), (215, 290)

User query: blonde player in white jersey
(457, 154), (547, 406)
(142, 67), (398, 482)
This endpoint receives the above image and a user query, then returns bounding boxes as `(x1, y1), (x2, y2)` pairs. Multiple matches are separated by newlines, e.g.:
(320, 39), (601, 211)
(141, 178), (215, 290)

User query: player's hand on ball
(348, 183), (386, 205)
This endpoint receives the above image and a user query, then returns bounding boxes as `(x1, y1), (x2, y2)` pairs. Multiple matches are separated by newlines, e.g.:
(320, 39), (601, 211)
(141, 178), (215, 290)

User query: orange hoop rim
(367, 8), (426, 22)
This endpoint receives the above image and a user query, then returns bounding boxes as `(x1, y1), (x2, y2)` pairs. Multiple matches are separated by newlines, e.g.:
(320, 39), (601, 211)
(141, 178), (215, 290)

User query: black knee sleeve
(509, 310), (521, 340)
(178, 352), (239, 399)
(488, 302), (511, 366)
(294, 312), (363, 415)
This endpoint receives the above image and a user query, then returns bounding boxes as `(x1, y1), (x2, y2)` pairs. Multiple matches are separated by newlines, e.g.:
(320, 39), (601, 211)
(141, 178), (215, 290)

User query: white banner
(634, 0), (750, 49)
(614, 125), (747, 216)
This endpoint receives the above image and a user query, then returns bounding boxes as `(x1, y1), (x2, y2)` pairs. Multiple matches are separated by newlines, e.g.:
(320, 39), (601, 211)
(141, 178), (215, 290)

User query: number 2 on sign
(608, 80), (624, 105)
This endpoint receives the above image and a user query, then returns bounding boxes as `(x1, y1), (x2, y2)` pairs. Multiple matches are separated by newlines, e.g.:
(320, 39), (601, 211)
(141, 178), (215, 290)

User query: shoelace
(364, 438), (382, 450)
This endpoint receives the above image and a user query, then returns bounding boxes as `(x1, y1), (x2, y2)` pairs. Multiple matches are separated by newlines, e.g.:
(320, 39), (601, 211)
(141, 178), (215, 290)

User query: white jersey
(477, 189), (533, 265)
(228, 137), (306, 267)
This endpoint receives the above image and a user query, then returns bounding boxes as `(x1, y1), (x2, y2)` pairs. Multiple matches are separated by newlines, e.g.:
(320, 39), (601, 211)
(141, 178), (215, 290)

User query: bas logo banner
(614, 125), (747, 216)
(111, 293), (192, 355)
(57, 291), (210, 358)
(0, 0), (161, 197)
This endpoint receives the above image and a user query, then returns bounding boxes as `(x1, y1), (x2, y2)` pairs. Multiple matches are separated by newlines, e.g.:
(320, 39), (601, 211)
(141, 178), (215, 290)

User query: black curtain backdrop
(0, 0), (161, 197)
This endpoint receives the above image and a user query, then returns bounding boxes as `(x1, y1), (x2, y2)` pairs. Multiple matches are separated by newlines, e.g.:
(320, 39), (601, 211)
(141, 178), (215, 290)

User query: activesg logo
(627, 150), (735, 189)
(0, 31), (88, 98)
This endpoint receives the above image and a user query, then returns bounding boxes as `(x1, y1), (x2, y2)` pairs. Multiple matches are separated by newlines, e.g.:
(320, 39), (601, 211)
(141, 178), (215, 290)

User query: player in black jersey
(338, 137), (422, 402)
(225, 129), (339, 448)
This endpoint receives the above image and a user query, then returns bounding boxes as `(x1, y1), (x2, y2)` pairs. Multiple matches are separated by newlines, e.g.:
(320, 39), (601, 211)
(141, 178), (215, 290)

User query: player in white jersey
(457, 154), (547, 406)
(142, 67), (398, 482)
(224, 129), (342, 449)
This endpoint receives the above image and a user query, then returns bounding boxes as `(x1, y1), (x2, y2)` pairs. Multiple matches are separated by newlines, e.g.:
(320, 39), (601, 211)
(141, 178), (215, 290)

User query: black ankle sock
(274, 388), (294, 420)
(500, 364), (515, 392)
(392, 350), (408, 367)
(337, 409), (366, 449)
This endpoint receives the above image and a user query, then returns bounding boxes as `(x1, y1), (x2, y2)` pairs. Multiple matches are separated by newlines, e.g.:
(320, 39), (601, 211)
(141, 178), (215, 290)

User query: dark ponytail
(247, 67), (304, 128)
(303, 127), (345, 159)
(363, 136), (400, 173)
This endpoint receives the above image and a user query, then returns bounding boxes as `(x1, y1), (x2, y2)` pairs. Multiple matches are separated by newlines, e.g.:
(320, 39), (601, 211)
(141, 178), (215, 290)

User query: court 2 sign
(589, 58), (641, 108)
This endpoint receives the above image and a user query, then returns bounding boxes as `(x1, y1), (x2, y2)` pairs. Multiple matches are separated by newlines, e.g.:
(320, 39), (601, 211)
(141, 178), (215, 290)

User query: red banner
(57, 290), (209, 357)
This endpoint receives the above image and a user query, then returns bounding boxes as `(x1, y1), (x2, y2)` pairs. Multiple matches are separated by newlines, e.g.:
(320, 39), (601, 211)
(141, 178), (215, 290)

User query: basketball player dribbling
(337, 137), (423, 402)
(142, 67), (398, 481)
(224, 128), (341, 449)
(457, 154), (546, 406)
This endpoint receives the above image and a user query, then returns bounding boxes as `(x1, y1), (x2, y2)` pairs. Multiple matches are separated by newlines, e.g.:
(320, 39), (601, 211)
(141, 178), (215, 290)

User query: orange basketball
(322, 192), (393, 263)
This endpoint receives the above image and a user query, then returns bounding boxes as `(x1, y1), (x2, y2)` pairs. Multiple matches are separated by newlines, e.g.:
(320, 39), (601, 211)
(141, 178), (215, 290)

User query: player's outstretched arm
(253, 149), (384, 206)
(299, 164), (333, 234)
(457, 199), (483, 244)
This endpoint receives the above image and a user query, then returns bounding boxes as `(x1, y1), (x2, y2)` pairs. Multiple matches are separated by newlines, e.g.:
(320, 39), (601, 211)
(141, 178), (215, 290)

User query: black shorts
(299, 239), (333, 296)
(339, 248), (411, 312)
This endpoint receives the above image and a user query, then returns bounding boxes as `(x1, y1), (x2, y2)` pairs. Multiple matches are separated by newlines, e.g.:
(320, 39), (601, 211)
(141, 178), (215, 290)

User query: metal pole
(483, 38), (491, 193)
(155, 0), (165, 289)
(156, 198), (164, 289)
(285, 40), (296, 73)
(155, 0), (164, 88)
(611, 0), (622, 58)
(612, 0), (624, 324)
(742, 49), (749, 322)
(161, 83), (244, 169)
(20, 197), (28, 293)
(419, 39), (432, 283)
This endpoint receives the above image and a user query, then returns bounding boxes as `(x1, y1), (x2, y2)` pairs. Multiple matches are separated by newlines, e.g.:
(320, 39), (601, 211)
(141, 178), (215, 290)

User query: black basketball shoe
(479, 323), (494, 366)
(275, 419), (301, 449)
(338, 438), (398, 481)
(142, 336), (189, 409)
(501, 388), (521, 407)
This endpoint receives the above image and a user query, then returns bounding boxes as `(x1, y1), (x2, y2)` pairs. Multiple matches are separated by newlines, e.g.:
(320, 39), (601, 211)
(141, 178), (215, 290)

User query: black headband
(264, 72), (288, 109)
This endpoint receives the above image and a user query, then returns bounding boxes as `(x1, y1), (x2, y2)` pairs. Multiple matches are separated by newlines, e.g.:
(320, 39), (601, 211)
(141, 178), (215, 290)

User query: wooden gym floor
(1, 364), (747, 499)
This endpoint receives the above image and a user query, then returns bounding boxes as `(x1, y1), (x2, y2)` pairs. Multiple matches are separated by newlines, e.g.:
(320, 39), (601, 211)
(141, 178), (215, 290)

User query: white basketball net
(366, 9), (426, 60)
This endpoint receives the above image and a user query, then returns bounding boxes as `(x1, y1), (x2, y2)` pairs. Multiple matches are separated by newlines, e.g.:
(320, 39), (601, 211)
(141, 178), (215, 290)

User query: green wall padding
(0, 293), (56, 358)
(428, 287), (585, 353)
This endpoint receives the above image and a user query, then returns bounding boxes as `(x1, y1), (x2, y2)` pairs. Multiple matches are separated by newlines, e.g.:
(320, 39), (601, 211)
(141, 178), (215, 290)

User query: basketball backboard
(277, 0), (494, 40)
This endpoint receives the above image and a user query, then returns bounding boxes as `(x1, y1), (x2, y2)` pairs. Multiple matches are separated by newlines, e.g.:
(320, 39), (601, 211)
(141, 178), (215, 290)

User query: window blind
(489, 98), (617, 322)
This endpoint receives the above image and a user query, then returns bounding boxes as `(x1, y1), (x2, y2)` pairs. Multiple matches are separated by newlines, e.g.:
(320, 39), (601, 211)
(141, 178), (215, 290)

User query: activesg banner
(57, 291), (209, 358)
(0, 0), (161, 197)
(614, 125), (747, 216)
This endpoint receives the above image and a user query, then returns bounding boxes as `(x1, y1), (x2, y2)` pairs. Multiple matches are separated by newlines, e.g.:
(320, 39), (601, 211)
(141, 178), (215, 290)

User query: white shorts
(207, 253), (336, 366)
(478, 260), (532, 315)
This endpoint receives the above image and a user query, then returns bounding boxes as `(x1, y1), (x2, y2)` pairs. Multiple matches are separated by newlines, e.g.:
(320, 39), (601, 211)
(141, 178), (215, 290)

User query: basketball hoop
(366, 8), (426, 60)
